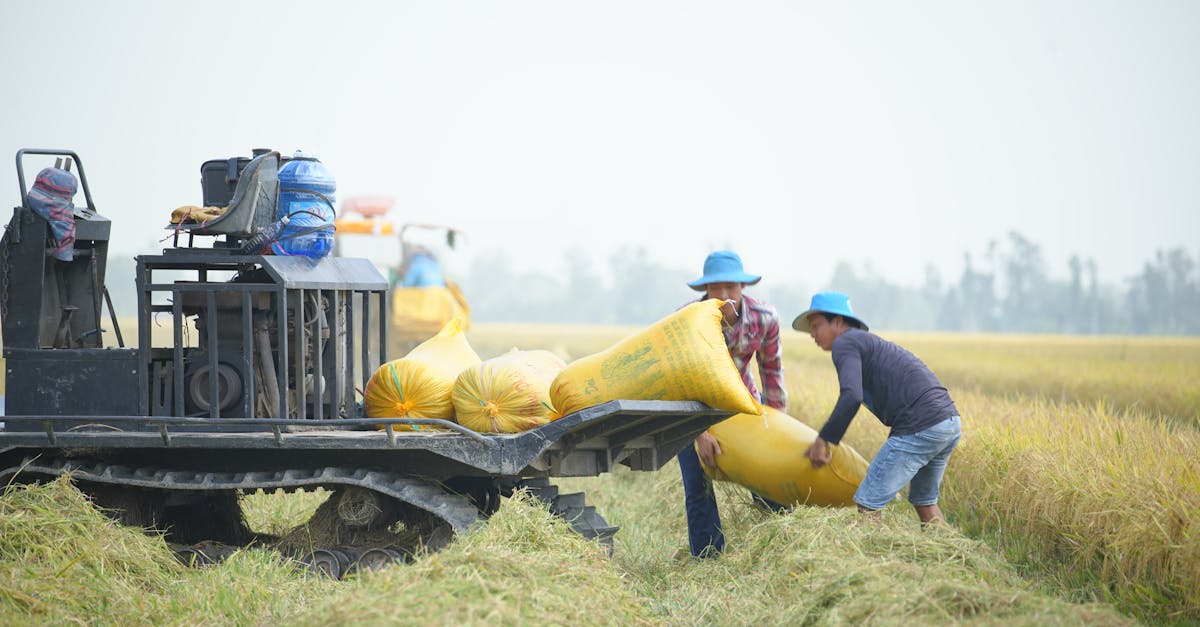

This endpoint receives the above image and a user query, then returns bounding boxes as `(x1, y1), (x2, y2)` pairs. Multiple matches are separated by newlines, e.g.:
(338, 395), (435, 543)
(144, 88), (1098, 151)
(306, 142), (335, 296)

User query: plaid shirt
(691, 294), (788, 411)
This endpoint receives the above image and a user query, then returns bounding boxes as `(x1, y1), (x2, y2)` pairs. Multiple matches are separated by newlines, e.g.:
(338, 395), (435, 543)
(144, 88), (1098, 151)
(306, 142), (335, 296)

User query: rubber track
(517, 477), (619, 545)
(1, 457), (482, 534)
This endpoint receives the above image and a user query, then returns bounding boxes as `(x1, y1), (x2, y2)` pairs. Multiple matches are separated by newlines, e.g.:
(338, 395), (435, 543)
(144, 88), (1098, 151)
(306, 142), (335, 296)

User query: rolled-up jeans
(854, 415), (961, 510)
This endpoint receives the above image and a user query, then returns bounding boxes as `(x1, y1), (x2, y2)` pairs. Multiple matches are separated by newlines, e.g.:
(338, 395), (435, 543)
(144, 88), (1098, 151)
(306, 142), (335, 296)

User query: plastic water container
(274, 151), (336, 258)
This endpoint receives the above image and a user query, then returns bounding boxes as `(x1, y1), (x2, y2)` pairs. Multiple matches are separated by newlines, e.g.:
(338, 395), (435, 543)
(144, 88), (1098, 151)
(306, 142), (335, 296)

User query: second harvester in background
(334, 197), (470, 359)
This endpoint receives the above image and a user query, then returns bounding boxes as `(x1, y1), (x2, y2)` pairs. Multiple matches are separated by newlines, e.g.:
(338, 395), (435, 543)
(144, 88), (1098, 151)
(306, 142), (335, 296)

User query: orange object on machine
(336, 195), (396, 235)
(334, 218), (394, 235)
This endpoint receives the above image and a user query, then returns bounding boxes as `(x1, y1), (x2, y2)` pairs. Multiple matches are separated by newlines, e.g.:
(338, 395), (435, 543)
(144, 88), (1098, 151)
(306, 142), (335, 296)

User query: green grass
(776, 343), (1200, 622)
(942, 393), (1200, 621)
(0, 476), (336, 625)
(556, 468), (1134, 625)
(2, 476), (1131, 626)
(473, 324), (1200, 623)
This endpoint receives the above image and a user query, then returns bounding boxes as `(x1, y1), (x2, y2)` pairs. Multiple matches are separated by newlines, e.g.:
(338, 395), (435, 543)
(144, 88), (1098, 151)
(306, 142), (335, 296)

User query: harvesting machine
(0, 149), (731, 577)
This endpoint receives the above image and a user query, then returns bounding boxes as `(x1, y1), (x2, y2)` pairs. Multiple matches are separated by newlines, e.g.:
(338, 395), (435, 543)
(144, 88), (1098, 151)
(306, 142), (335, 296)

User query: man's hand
(718, 299), (738, 327)
(804, 436), (832, 469)
(696, 431), (722, 469)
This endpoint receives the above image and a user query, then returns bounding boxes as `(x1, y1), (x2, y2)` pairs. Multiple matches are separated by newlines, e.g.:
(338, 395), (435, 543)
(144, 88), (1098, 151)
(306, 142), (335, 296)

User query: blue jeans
(854, 415), (961, 510)
(677, 444), (787, 557)
(678, 444), (723, 557)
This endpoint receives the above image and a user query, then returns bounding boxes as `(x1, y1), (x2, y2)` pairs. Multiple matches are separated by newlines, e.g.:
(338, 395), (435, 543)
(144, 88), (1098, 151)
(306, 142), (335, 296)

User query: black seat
(175, 150), (280, 237)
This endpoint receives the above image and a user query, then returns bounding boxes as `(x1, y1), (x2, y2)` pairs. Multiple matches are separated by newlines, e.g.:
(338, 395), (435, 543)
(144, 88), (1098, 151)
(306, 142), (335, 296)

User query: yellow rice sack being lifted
(452, 349), (567, 433)
(702, 406), (869, 507)
(550, 299), (762, 417)
(364, 318), (481, 429)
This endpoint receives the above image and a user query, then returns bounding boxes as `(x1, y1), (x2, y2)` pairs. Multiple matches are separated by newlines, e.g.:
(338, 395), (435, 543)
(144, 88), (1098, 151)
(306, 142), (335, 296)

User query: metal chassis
(0, 400), (733, 479)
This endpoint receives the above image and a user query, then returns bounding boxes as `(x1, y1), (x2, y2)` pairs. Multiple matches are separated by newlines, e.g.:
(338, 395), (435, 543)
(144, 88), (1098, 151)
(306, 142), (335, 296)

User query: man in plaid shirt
(715, 295), (787, 411)
(679, 250), (788, 558)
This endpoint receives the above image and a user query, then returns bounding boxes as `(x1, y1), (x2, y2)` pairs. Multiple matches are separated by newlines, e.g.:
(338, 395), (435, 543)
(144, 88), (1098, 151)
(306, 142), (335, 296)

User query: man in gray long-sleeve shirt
(793, 292), (962, 524)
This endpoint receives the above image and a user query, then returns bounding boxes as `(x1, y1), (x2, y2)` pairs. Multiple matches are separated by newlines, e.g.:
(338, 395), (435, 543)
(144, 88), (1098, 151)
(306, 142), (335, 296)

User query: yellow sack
(389, 282), (472, 343)
(364, 318), (481, 429)
(702, 406), (869, 507)
(550, 299), (761, 417)
(452, 349), (567, 433)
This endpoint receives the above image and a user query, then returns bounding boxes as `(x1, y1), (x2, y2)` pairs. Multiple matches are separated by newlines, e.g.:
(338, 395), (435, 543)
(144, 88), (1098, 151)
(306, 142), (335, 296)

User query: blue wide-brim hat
(792, 291), (869, 332)
(687, 250), (762, 291)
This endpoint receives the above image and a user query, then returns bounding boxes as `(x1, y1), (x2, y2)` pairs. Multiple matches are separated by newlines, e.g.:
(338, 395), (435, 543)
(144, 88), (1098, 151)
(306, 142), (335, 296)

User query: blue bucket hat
(687, 250), (761, 291)
(792, 291), (869, 332)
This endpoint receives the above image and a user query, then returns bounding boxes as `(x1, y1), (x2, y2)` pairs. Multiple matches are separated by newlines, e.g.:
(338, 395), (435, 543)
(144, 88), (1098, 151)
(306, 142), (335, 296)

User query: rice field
(1, 325), (1198, 624)
(474, 325), (1200, 623)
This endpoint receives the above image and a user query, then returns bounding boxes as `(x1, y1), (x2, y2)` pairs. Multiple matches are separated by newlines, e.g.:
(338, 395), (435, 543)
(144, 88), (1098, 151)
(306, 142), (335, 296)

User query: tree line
(98, 231), (1198, 335)
(459, 232), (1200, 335)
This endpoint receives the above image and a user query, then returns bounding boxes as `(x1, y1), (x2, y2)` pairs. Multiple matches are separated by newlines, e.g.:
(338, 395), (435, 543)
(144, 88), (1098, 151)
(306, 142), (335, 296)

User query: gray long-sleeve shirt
(819, 329), (958, 445)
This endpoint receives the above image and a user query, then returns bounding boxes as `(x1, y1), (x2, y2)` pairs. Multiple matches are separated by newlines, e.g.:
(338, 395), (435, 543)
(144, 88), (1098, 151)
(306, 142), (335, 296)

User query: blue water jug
(274, 151), (336, 258)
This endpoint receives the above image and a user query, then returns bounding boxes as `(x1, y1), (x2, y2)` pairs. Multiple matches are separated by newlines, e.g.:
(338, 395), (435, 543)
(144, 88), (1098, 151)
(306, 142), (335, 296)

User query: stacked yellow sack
(702, 407), (869, 507)
(550, 299), (761, 417)
(452, 349), (567, 433)
(364, 318), (481, 429)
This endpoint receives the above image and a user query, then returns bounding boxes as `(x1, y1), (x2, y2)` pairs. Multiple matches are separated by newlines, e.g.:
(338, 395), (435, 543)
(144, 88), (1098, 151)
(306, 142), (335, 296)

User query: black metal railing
(135, 254), (387, 421)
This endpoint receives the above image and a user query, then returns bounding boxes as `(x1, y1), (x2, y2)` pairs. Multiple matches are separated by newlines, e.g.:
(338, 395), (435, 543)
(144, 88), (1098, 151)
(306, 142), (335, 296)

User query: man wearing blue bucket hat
(678, 250), (788, 558)
(794, 292), (961, 525)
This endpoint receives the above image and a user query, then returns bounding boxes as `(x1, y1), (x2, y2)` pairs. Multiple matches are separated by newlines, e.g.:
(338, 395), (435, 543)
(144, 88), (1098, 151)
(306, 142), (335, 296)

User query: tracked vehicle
(0, 149), (731, 577)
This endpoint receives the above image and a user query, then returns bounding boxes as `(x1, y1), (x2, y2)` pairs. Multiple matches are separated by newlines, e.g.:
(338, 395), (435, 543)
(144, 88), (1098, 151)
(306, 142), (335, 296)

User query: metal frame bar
(241, 292), (254, 419)
(312, 289), (323, 420)
(360, 291), (370, 394)
(277, 288), (289, 419)
(15, 149), (96, 211)
(206, 291), (218, 418)
(293, 289), (305, 420)
(330, 289), (342, 418)
(0, 414), (493, 444)
(172, 290), (184, 417)
(136, 259), (150, 415)
(377, 290), (387, 363)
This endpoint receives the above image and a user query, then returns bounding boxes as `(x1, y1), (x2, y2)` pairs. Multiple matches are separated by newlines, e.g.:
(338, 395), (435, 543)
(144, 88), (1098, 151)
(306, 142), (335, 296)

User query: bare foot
(856, 505), (883, 525)
(915, 503), (944, 525)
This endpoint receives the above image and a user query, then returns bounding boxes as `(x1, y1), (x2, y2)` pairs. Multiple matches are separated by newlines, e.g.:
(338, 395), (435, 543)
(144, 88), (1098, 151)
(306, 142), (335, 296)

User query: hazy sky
(2, 1), (1197, 290)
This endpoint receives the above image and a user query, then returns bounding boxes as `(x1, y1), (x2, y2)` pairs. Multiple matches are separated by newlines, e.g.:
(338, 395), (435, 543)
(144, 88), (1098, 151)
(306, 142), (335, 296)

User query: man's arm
(818, 344), (864, 445)
(804, 343), (864, 468)
(757, 314), (788, 411)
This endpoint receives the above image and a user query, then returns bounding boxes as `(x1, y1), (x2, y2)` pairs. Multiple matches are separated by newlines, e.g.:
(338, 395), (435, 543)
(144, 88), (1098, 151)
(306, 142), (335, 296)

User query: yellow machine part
(364, 318), (481, 429)
(334, 217), (395, 235)
(452, 349), (567, 433)
(390, 282), (471, 349)
(702, 406), (870, 507)
(550, 299), (762, 417)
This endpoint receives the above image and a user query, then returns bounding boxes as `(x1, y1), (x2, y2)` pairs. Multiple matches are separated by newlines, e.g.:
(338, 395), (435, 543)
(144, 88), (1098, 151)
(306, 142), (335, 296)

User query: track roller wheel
(356, 547), (407, 572)
(304, 549), (343, 580)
